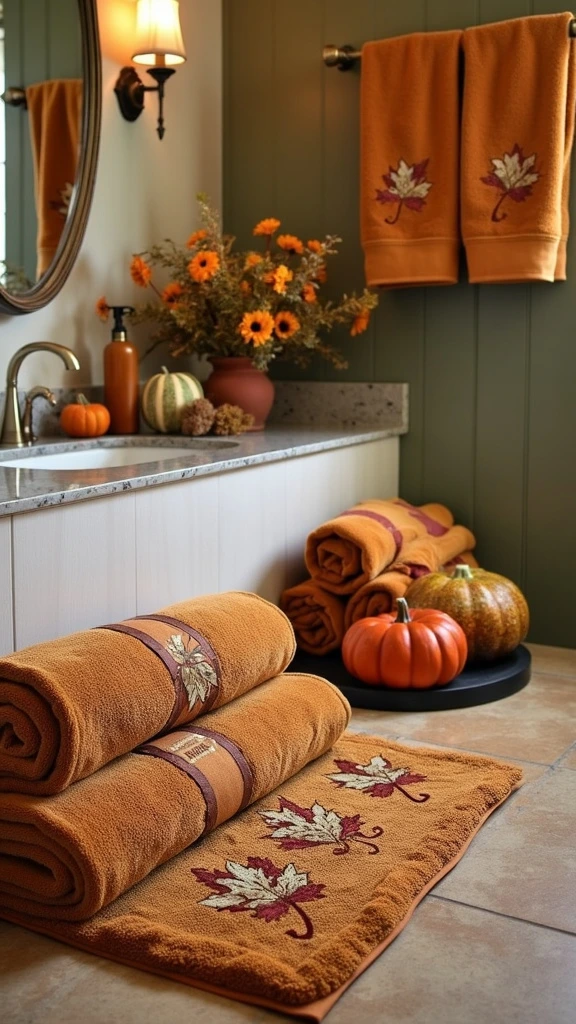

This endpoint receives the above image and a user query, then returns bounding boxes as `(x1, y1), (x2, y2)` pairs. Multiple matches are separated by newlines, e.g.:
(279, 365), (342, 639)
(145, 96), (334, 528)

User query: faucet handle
(22, 386), (57, 445)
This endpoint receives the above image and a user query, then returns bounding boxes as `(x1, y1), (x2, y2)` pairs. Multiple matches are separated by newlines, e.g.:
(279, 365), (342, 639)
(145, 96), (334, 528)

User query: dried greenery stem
(122, 195), (378, 372)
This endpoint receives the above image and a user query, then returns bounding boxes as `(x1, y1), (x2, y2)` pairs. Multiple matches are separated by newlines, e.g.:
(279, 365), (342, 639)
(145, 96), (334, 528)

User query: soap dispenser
(104, 306), (139, 434)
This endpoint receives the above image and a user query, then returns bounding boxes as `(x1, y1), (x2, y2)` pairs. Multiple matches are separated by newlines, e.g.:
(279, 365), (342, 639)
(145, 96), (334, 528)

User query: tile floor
(1, 642), (575, 1024)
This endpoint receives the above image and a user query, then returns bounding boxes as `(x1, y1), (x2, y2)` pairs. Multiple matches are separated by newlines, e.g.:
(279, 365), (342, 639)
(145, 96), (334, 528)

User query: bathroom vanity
(0, 424), (404, 653)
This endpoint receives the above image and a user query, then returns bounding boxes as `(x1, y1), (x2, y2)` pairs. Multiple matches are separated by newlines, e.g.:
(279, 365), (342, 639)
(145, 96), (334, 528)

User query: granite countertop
(0, 425), (405, 517)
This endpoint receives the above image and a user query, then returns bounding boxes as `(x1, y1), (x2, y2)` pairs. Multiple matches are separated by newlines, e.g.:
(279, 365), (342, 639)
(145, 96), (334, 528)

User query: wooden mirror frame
(0, 0), (101, 315)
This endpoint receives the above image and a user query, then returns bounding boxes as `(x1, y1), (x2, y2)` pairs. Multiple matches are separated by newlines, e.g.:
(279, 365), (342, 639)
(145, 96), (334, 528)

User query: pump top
(110, 306), (135, 341)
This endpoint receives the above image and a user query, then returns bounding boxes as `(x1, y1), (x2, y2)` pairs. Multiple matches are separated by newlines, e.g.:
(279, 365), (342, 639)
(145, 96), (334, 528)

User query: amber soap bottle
(104, 306), (139, 434)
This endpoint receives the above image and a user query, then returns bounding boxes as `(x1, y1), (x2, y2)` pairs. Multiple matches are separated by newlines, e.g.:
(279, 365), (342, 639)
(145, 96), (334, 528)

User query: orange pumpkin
(407, 564), (529, 663)
(60, 394), (111, 438)
(342, 597), (468, 689)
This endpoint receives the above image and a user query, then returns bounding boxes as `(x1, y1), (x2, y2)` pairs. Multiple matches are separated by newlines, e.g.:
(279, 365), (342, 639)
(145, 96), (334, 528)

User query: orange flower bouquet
(120, 195), (377, 372)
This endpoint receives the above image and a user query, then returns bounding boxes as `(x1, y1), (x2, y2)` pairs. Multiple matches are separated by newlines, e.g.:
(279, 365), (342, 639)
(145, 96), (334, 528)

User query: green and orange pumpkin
(342, 598), (467, 689)
(407, 564), (529, 663)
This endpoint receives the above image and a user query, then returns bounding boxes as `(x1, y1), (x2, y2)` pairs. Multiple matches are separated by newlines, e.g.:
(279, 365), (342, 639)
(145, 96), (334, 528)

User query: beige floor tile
(4, 899), (576, 1024)
(435, 767), (576, 932)
(557, 743), (576, 770)
(326, 899), (576, 1024)
(0, 923), (270, 1024)
(349, 671), (576, 764)
(527, 643), (576, 677)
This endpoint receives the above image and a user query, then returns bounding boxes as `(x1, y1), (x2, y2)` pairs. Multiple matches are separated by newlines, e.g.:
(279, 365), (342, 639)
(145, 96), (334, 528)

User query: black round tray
(291, 645), (531, 711)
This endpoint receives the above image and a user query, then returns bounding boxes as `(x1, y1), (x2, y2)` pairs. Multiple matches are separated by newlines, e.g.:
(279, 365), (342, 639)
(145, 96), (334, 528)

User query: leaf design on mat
(166, 634), (218, 709)
(191, 857), (326, 940)
(327, 755), (430, 804)
(375, 158), (432, 225)
(480, 144), (539, 222)
(259, 797), (383, 855)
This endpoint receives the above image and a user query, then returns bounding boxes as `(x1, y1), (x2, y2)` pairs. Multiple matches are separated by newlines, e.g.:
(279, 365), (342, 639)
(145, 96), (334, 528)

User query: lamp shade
(132, 0), (187, 66)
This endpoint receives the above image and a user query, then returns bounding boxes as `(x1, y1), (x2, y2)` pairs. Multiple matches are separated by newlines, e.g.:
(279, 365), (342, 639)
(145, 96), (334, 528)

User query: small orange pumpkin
(342, 597), (468, 689)
(60, 394), (111, 438)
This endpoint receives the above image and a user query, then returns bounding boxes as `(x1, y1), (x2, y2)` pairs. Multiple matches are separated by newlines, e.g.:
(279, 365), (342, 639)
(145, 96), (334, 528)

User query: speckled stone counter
(0, 424), (406, 517)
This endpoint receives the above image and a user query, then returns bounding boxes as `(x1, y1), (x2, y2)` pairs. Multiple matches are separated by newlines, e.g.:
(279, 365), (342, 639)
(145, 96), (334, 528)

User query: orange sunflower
(307, 239), (323, 253)
(95, 296), (109, 321)
(302, 282), (317, 303)
(274, 311), (300, 339)
(277, 234), (304, 255)
(186, 229), (207, 248)
(244, 252), (263, 270)
(351, 309), (370, 336)
(189, 250), (220, 283)
(239, 310), (275, 346)
(130, 255), (152, 288)
(253, 218), (281, 237)
(162, 282), (184, 305)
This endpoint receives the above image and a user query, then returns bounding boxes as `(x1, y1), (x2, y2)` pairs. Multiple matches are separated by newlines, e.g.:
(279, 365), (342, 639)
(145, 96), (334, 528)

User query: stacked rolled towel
(0, 592), (295, 795)
(0, 673), (350, 920)
(283, 499), (477, 651)
(305, 498), (454, 594)
(344, 526), (477, 627)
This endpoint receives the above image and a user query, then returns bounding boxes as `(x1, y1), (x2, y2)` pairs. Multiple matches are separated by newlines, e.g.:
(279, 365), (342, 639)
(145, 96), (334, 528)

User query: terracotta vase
(204, 357), (275, 431)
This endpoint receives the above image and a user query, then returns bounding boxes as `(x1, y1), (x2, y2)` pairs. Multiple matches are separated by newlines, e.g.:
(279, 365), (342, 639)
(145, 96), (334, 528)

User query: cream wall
(0, 0), (223, 391)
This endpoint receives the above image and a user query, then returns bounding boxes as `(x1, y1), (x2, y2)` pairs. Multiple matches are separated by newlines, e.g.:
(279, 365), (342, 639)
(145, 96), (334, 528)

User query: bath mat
(1, 734), (521, 1021)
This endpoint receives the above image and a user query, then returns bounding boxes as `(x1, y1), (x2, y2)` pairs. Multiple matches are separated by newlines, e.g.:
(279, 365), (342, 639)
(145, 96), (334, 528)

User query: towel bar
(1, 87), (27, 109)
(323, 18), (576, 70)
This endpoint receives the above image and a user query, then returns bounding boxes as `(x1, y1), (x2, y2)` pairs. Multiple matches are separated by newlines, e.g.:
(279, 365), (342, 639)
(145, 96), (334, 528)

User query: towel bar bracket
(324, 18), (576, 70)
(1, 87), (27, 109)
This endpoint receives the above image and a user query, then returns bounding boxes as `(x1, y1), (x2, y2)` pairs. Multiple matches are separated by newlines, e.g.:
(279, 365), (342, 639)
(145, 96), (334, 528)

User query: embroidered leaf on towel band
(480, 143), (539, 223)
(259, 797), (383, 855)
(327, 755), (430, 804)
(375, 158), (432, 225)
(165, 634), (218, 709)
(191, 857), (325, 940)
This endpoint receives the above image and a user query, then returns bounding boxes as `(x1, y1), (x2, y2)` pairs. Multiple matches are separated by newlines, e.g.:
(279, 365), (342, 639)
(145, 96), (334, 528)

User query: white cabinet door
(135, 475), (219, 612)
(0, 518), (13, 654)
(12, 493), (137, 647)
(217, 461), (287, 602)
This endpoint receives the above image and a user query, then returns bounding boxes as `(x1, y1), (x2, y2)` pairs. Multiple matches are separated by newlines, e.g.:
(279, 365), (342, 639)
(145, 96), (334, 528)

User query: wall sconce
(114, 0), (186, 140)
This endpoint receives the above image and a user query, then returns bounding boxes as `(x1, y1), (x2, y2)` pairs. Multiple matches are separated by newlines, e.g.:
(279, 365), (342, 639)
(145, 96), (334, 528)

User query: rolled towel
(0, 592), (295, 795)
(344, 526), (476, 628)
(280, 579), (346, 655)
(305, 499), (454, 595)
(0, 673), (350, 921)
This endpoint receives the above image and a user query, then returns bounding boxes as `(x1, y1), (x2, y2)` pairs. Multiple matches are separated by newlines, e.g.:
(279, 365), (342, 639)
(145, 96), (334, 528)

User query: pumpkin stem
(161, 366), (169, 375)
(453, 564), (474, 580)
(76, 393), (89, 406)
(395, 597), (411, 624)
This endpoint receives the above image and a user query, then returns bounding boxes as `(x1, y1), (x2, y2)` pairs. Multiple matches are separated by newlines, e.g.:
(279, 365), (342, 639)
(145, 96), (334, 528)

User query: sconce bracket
(114, 65), (176, 139)
(114, 66), (145, 122)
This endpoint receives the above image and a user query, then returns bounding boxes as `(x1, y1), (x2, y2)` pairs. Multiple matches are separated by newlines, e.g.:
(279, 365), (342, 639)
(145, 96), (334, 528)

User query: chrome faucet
(0, 342), (80, 447)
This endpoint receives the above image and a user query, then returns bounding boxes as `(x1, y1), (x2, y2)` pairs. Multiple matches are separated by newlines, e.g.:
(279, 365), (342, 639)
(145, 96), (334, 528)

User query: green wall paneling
(223, 0), (576, 645)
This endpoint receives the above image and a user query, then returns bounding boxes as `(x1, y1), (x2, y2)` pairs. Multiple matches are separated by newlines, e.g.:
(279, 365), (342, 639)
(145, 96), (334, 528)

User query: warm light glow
(132, 0), (187, 66)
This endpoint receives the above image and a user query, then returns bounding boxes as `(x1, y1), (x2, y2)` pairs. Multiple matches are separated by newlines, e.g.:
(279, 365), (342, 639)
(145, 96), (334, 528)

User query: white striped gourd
(141, 366), (204, 433)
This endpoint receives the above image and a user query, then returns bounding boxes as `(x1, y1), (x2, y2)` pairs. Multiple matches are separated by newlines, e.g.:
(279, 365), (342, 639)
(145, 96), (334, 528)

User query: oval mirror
(0, 0), (100, 314)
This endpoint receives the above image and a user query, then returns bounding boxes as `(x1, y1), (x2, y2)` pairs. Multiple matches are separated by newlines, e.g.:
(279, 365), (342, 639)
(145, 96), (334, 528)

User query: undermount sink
(0, 438), (239, 471)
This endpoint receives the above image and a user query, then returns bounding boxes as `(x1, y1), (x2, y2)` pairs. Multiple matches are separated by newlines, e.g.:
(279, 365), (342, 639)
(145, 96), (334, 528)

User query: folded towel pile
(281, 498), (477, 653)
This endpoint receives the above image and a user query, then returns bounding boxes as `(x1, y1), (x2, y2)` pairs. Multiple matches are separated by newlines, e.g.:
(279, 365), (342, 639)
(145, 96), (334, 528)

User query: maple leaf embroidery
(375, 158), (432, 225)
(259, 797), (383, 855)
(166, 634), (218, 710)
(326, 755), (430, 804)
(480, 144), (540, 222)
(191, 857), (325, 940)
